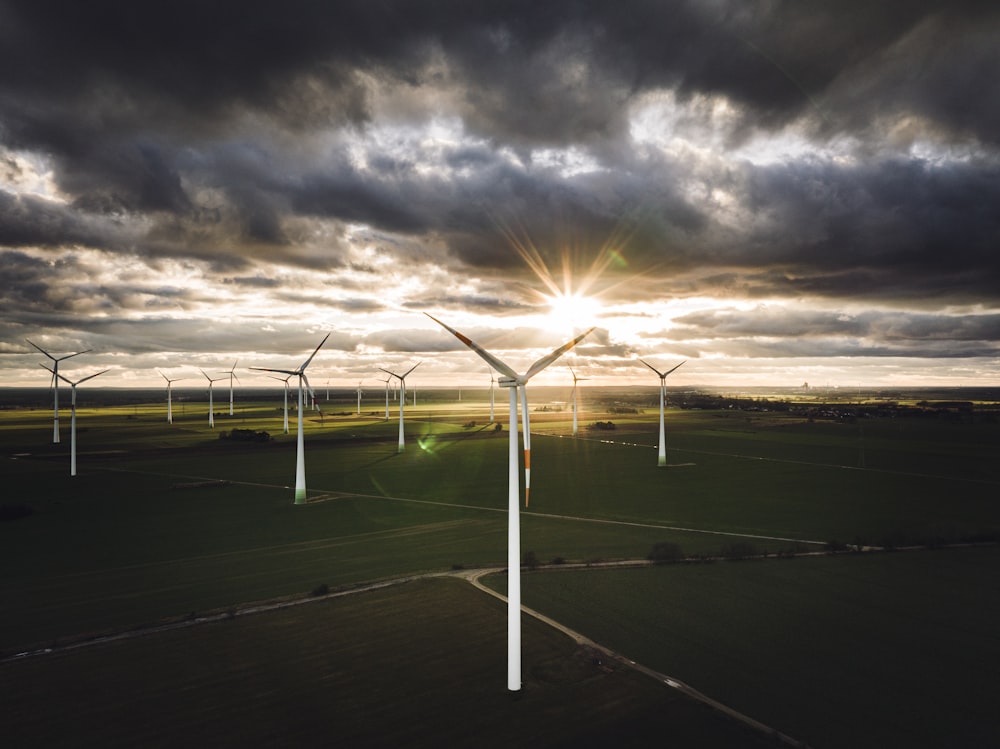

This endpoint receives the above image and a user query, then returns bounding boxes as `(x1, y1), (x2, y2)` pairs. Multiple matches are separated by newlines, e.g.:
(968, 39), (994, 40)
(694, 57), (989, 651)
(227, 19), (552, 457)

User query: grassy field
(503, 547), (1000, 749)
(2, 391), (999, 746)
(3, 576), (777, 748)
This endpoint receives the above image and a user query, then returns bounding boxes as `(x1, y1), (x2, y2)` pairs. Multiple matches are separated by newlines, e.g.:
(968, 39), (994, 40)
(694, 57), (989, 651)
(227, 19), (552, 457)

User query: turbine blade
(378, 366), (400, 379)
(26, 339), (55, 360)
(664, 360), (686, 377)
(60, 349), (92, 361)
(639, 359), (665, 377)
(523, 327), (596, 381)
(77, 369), (109, 385)
(520, 385), (532, 508)
(298, 332), (331, 372)
(424, 313), (519, 380)
(402, 361), (421, 379)
(250, 366), (298, 376)
(303, 373), (320, 413)
(40, 363), (71, 386)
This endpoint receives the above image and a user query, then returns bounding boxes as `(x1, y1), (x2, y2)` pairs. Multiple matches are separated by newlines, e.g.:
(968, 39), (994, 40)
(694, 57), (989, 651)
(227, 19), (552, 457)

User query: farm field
(505, 546), (1000, 749)
(2, 387), (999, 747)
(2, 576), (777, 748)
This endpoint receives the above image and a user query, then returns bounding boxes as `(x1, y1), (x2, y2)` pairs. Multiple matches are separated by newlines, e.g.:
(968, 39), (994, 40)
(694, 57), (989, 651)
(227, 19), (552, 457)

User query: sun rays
(489, 212), (645, 335)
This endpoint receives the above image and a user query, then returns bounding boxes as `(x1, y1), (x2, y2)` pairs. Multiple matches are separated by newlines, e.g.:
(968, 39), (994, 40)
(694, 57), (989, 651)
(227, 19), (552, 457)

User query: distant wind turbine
(200, 370), (226, 428)
(488, 367), (496, 423)
(426, 313), (594, 692)
(158, 371), (185, 424)
(381, 376), (391, 420)
(639, 359), (685, 467)
(356, 380), (363, 416)
(250, 333), (330, 504)
(378, 363), (420, 453)
(27, 339), (92, 443)
(40, 364), (108, 476)
(221, 360), (239, 416)
(268, 374), (292, 434)
(570, 368), (588, 437)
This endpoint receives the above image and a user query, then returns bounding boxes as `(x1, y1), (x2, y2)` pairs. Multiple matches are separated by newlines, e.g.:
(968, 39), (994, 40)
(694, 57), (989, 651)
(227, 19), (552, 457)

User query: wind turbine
(221, 360), (239, 416)
(426, 313), (594, 692)
(27, 339), (92, 443)
(356, 380), (363, 416)
(639, 359), (685, 467)
(40, 365), (108, 476)
(381, 376), (391, 420)
(488, 367), (496, 423)
(570, 368), (589, 437)
(268, 374), (292, 434)
(200, 370), (226, 428)
(378, 363), (420, 453)
(158, 371), (185, 424)
(250, 333), (330, 504)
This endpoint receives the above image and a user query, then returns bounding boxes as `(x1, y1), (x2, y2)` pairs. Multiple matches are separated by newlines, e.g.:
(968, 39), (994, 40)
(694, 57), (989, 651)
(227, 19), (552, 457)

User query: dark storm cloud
(0, 250), (63, 310)
(3, 0), (1000, 329)
(667, 308), (1000, 355)
(9, 312), (360, 358)
(223, 276), (280, 289)
(0, 190), (131, 250)
(728, 157), (1000, 302)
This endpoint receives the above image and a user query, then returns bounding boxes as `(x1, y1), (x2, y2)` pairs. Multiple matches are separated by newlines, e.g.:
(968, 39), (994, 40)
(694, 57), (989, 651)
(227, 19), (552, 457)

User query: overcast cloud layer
(2, 0), (999, 387)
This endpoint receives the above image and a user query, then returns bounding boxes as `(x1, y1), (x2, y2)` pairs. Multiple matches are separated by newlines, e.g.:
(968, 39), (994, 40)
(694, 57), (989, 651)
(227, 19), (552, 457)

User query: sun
(544, 291), (602, 333)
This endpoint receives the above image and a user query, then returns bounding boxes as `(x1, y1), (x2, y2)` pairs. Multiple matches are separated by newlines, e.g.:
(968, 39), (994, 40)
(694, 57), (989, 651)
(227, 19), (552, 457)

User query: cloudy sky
(2, 0), (999, 389)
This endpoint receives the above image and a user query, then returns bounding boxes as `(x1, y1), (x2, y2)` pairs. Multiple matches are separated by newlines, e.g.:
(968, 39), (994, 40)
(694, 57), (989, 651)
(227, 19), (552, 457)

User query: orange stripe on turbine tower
(523, 447), (531, 507)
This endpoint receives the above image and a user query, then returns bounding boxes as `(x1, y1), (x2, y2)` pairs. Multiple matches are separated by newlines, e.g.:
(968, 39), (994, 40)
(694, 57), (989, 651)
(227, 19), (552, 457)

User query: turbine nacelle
(498, 377), (518, 388)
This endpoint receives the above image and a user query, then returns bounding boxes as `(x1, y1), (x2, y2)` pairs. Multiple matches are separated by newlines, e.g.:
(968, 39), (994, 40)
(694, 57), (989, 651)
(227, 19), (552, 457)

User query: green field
(2, 391), (999, 746)
(3, 577), (776, 748)
(506, 547), (1000, 749)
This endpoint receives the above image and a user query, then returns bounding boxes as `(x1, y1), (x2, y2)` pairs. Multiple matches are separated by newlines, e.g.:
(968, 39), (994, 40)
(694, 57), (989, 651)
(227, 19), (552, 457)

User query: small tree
(647, 542), (683, 564)
(523, 550), (539, 570)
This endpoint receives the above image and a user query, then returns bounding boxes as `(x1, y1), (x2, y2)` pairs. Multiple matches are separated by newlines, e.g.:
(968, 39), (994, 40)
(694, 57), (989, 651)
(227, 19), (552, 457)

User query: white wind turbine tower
(27, 339), (92, 443)
(221, 360), (239, 416)
(268, 374), (292, 434)
(356, 380), (364, 416)
(426, 313), (594, 692)
(570, 368), (589, 437)
(250, 333), (330, 505)
(378, 363), (420, 453)
(639, 359), (685, 467)
(200, 370), (226, 428)
(158, 371), (185, 424)
(41, 365), (108, 476)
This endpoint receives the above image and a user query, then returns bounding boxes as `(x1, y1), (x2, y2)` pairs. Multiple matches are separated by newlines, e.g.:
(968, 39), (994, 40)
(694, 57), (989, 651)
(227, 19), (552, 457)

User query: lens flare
(543, 291), (602, 331)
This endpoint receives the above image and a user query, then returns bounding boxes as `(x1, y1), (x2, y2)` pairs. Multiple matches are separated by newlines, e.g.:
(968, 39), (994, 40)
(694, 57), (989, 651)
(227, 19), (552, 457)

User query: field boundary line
(551, 432), (1000, 486)
(95, 464), (824, 546)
